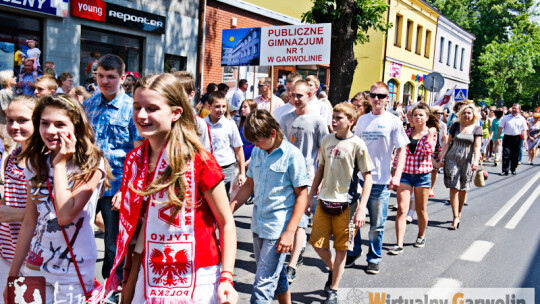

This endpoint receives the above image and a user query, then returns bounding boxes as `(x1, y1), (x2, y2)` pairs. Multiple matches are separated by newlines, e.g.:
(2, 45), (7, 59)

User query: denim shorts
(400, 172), (431, 188)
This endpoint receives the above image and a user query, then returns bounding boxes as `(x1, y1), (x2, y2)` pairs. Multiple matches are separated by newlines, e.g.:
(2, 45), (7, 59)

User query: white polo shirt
(499, 114), (528, 136)
(204, 116), (243, 166)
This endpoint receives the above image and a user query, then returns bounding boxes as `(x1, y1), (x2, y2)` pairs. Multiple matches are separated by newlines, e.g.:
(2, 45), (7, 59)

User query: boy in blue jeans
(230, 110), (309, 304)
(307, 103), (374, 303)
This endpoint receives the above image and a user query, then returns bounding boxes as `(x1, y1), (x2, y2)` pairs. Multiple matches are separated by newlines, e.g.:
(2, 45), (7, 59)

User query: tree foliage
(302, 0), (390, 105)
(425, 0), (540, 108)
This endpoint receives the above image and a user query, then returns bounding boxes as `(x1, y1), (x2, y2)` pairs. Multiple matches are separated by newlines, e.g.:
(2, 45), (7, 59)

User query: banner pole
(253, 66), (256, 99)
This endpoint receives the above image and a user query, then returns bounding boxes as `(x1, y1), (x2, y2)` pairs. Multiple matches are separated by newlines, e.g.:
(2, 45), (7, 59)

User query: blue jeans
(347, 183), (390, 265)
(96, 196), (123, 280)
(251, 234), (289, 303)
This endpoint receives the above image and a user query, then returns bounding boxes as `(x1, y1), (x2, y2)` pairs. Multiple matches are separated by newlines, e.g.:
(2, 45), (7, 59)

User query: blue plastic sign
(0, 0), (68, 17)
(454, 89), (468, 101)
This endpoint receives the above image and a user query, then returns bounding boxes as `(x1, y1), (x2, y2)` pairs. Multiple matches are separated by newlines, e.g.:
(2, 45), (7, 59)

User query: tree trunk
(496, 93), (503, 107)
(314, 0), (359, 106)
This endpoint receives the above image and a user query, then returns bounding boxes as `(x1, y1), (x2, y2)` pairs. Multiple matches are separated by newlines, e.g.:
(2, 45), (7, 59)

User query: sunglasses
(258, 84), (267, 88)
(369, 93), (388, 99)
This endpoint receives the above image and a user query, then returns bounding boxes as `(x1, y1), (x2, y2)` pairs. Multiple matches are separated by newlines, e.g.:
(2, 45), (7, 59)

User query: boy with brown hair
(230, 109), (309, 304)
(34, 74), (57, 98)
(307, 102), (374, 304)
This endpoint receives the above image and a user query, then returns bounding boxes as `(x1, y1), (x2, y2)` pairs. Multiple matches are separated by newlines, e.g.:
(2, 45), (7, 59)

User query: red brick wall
(203, 0), (288, 90)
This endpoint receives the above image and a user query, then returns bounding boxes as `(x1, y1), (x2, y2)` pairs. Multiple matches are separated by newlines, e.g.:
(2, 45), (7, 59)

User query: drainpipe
(381, 0), (391, 82)
(196, 0), (208, 103)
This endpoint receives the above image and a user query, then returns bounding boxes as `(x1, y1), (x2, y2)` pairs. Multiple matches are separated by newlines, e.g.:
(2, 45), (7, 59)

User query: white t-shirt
(279, 109), (329, 180)
(354, 111), (409, 184)
(24, 157), (106, 287)
(499, 114), (528, 136)
(273, 102), (295, 123)
(26, 48), (41, 67)
(204, 116), (243, 166)
(309, 97), (332, 126)
(230, 88), (245, 109)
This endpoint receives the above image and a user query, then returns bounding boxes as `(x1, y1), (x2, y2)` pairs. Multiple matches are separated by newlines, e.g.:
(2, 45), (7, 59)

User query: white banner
(259, 23), (331, 66)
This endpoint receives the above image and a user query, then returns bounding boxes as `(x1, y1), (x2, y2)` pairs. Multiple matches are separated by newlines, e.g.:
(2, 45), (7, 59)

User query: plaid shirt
(83, 89), (143, 196)
(395, 128), (436, 174)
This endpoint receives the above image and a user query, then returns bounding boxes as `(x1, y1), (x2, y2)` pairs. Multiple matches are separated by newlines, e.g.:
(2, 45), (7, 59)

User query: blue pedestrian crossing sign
(455, 89), (467, 101)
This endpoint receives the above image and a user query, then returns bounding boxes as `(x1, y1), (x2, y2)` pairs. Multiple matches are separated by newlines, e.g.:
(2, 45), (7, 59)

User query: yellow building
(384, 0), (439, 105)
(243, 0), (439, 101)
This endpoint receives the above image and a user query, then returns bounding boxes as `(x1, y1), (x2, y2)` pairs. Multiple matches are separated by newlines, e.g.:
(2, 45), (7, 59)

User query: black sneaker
(325, 289), (338, 304)
(296, 247), (305, 267)
(511, 171), (517, 175)
(324, 270), (333, 295)
(500, 171), (509, 176)
(388, 245), (403, 255)
(285, 265), (296, 283)
(414, 237), (425, 248)
(366, 262), (380, 274)
(345, 253), (361, 268)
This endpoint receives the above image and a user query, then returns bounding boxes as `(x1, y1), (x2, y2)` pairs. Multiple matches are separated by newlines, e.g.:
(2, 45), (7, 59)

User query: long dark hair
(21, 94), (112, 191)
(239, 99), (257, 130)
(412, 103), (440, 130)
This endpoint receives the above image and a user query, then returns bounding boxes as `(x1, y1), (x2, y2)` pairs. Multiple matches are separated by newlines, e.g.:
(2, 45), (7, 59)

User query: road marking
(459, 240), (494, 262)
(428, 278), (462, 299)
(485, 170), (540, 227)
(505, 184), (540, 229)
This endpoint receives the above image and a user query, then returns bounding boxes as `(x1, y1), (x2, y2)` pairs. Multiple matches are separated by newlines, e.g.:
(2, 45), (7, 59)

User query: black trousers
(502, 135), (521, 173)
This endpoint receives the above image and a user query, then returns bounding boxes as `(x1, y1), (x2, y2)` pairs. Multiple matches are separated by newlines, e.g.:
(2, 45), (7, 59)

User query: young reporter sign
(221, 23), (331, 67)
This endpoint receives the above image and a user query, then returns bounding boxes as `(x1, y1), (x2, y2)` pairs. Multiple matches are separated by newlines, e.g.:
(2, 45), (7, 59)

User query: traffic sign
(455, 89), (467, 101)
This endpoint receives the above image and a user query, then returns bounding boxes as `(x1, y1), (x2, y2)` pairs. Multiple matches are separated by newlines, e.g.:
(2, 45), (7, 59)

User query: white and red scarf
(90, 140), (198, 303)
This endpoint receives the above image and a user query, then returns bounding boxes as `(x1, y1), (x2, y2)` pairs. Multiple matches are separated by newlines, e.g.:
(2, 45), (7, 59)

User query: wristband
(219, 277), (234, 286)
(221, 270), (234, 278)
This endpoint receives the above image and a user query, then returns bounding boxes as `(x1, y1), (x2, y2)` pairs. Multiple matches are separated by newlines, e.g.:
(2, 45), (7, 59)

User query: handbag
(474, 164), (486, 187)
(6, 276), (46, 304)
(319, 200), (349, 216)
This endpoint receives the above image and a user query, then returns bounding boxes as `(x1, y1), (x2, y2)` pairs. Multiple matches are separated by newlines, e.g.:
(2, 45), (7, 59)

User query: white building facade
(433, 15), (475, 100)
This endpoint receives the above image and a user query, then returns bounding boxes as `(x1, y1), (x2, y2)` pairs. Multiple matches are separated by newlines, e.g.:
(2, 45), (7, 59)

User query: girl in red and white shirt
(0, 96), (36, 296)
(390, 103), (438, 254)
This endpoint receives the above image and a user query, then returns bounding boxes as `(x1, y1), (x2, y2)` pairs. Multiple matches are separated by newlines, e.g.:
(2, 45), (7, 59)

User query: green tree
(425, 0), (537, 103)
(478, 32), (540, 107)
(302, 0), (390, 105)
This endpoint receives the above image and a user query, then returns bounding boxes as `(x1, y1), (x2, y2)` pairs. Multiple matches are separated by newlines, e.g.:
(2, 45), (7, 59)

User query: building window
(395, 14), (403, 47)
(460, 48), (465, 71)
(0, 11), (43, 79)
(388, 79), (399, 102)
(447, 41), (452, 66)
(403, 82), (413, 104)
(415, 25), (423, 55)
(454, 44), (459, 68)
(439, 37), (445, 63)
(418, 84), (426, 101)
(164, 54), (187, 73)
(80, 27), (143, 84)
(424, 30), (432, 58)
(405, 20), (413, 51)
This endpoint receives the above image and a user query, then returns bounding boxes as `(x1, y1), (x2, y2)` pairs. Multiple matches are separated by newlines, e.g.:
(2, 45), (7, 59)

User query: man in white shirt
(255, 77), (284, 116)
(347, 82), (409, 272)
(497, 104), (528, 175)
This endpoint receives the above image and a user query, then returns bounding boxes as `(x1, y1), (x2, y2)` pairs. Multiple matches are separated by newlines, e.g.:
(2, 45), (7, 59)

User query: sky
(222, 28), (255, 48)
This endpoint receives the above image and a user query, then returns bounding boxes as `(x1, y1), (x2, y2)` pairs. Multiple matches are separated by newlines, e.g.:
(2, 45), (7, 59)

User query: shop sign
(0, 0), (68, 17)
(221, 23), (331, 67)
(71, 0), (166, 34)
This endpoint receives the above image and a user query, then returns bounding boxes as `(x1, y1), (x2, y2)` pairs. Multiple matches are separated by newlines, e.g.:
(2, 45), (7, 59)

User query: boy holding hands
(230, 110), (309, 304)
(307, 103), (374, 304)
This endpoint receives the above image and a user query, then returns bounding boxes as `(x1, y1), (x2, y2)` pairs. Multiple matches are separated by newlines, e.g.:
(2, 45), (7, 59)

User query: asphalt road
(95, 159), (540, 303)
